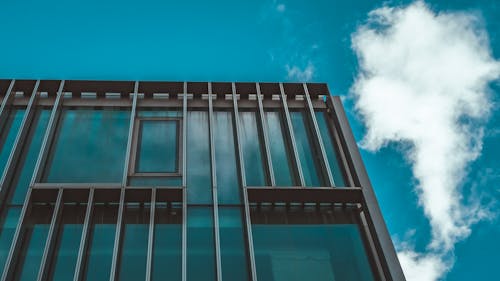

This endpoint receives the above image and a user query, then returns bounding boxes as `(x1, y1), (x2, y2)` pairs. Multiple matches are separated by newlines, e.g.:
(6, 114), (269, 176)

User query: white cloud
(351, 1), (500, 280)
(286, 61), (315, 81)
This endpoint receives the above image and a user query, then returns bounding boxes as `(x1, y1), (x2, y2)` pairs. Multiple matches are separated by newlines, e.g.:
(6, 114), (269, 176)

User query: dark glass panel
(117, 204), (149, 281)
(12, 205), (54, 281)
(0, 207), (21, 276)
(214, 111), (240, 204)
(45, 109), (130, 183)
(152, 204), (182, 281)
(129, 177), (182, 187)
(238, 111), (266, 186)
(47, 205), (86, 281)
(0, 109), (25, 177)
(264, 111), (295, 186)
(187, 207), (216, 281)
(82, 204), (118, 281)
(290, 111), (324, 187)
(187, 111), (212, 204)
(137, 120), (178, 173)
(315, 112), (346, 187)
(219, 208), (250, 281)
(138, 111), (182, 118)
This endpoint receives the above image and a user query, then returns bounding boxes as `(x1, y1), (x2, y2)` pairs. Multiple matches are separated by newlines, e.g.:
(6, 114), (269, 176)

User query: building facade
(0, 79), (405, 281)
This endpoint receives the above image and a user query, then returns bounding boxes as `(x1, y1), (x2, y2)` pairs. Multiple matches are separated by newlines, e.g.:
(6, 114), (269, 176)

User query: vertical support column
(231, 83), (257, 281)
(181, 82), (187, 281)
(122, 82), (138, 186)
(208, 83), (222, 281)
(73, 188), (94, 281)
(328, 96), (405, 281)
(303, 83), (335, 187)
(109, 188), (125, 281)
(279, 83), (305, 187)
(0, 79), (15, 124)
(36, 188), (64, 281)
(145, 188), (156, 281)
(255, 83), (275, 187)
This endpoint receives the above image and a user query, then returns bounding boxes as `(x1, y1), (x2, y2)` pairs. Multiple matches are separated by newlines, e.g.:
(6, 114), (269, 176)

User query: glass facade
(0, 80), (400, 281)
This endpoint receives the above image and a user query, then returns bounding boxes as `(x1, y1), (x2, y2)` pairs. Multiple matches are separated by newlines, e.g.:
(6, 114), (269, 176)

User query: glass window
(129, 177), (182, 187)
(214, 111), (240, 204)
(82, 204), (118, 281)
(0, 109), (25, 177)
(0, 207), (21, 277)
(290, 111), (325, 187)
(152, 203), (182, 281)
(187, 207), (216, 281)
(187, 111), (212, 204)
(44, 109), (130, 183)
(264, 111), (295, 186)
(47, 205), (86, 281)
(315, 112), (346, 187)
(135, 120), (179, 173)
(118, 204), (149, 281)
(238, 111), (267, 186)
(219, 208), (250, 281)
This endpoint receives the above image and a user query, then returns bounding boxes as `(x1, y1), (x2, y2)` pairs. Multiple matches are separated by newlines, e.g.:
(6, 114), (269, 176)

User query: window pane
(187, 111), (212, 204)
(118, 204), (149, 281)
(82, 205), (118, 281)
(129, 177), (182, 187)
(219, 208), (250, 281)
(315, 112), (346, 187)
(264, 111), (295, 186)
(44, 109), (130, 183)
(0, 109), (25, 177)
(0, 207), (21, 277)
(238, 111), (266, 186)
(47, 205), (86, 281)
(290, 111), (324, 187)
(152, 204), (182, 281)
(137, 120), (178, 173)
(214, 112), (240, 204)
(12, 205), (54, 281)
(187, 207), (215, 281)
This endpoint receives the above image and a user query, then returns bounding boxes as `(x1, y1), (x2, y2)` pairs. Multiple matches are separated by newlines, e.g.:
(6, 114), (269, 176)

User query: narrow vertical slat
(109, 189), (125, 281)
(122, 82), (138, 186)
(73, 188), (94, 281)
(255, 83), (275, 187)
(0, 80), (15, 122)
(181, 82), (187, 281)
(145, 189), (156, 281)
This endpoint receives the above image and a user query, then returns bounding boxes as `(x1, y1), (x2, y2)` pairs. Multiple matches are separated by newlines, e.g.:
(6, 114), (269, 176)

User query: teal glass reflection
(0, 207), (21, 277)
(137, 120), (178, 173)
(252, 220), (374, 281)
(315, 112), (346, 187)
(214, 111), (240, 204)
(12, 205), (53, 281)
(187, 207), (216, 281)
(264, 111), (295, 186)
(152, 204), (182, 281)
(82, 205), (118, 281)
(138, 110), (181, 118)
(290, 111), (324, 187)
(0, 109), (25, 177)
(118, 204), (149, 281)
(129, 177), (182, 187)
(238, 111), (266, 186)
(47, 205), (86, 281)
(10, 110), (50, 204)
(45, 109), (130, 183)
(219, 208), (250, 281)
(187, 111), (212, 204)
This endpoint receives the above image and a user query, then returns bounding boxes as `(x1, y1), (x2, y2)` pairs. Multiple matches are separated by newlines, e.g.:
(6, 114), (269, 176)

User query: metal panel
(145, 188), (156, 281)
(255, 83), (275, 187)
(181, 82), (187, 281)
(328, 96), (405, 281)
(279, 83), (305, 186)
(122, 82), (138, 186)
(109, 188), (125, 281)
(303, 83), (335, 187)
(73, 188), (94, 281)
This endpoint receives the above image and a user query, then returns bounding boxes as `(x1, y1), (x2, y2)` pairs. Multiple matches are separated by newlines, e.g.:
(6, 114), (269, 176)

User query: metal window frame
(256, 83), (275, 187)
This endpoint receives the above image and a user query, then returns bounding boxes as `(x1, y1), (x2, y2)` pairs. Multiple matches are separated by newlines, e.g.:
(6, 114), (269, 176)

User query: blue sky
(0, 0), (499, 280)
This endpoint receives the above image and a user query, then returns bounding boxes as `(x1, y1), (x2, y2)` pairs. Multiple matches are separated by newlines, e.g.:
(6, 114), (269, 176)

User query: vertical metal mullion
(36, 188), (64, 281)
(279, 83), (305, 187)
(73, 188), (94, 281)
(145, 188), (156, 281)
(0, 80), (39, 194)
(303, 83), (335, 187)
(255, 83), (275, 187)
(109, 188), (125, 281)
(0, 79), (15, 122)
(208, 83), (222, 281)
(122, 82), (138, 186)
(231, 83), (257, 281)
(181, 82), (187, 281)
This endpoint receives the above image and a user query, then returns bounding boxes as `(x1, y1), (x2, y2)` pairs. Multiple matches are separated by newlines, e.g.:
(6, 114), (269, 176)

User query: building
(0, 79), (405, 281)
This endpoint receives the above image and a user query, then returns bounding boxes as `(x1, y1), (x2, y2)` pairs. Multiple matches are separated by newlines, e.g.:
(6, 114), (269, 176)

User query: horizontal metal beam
(246, 187), (363, 203)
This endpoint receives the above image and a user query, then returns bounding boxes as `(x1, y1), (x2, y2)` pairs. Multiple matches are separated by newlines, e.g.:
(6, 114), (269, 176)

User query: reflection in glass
(136, 120), (178, 173)
(0, 207), (21, 277)
(0, 109), (25, 177)
(187, 207), (215, 281)
(129, 177), (182, 187)
(219, 208), (250, 281)
(44, 109), (130, 183)
(238, 111), (266, 186)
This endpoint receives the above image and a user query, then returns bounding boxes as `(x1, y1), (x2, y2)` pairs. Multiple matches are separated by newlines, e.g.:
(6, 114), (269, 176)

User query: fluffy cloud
(351, 1), (500, 280)
(286, 61), (315, 81)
